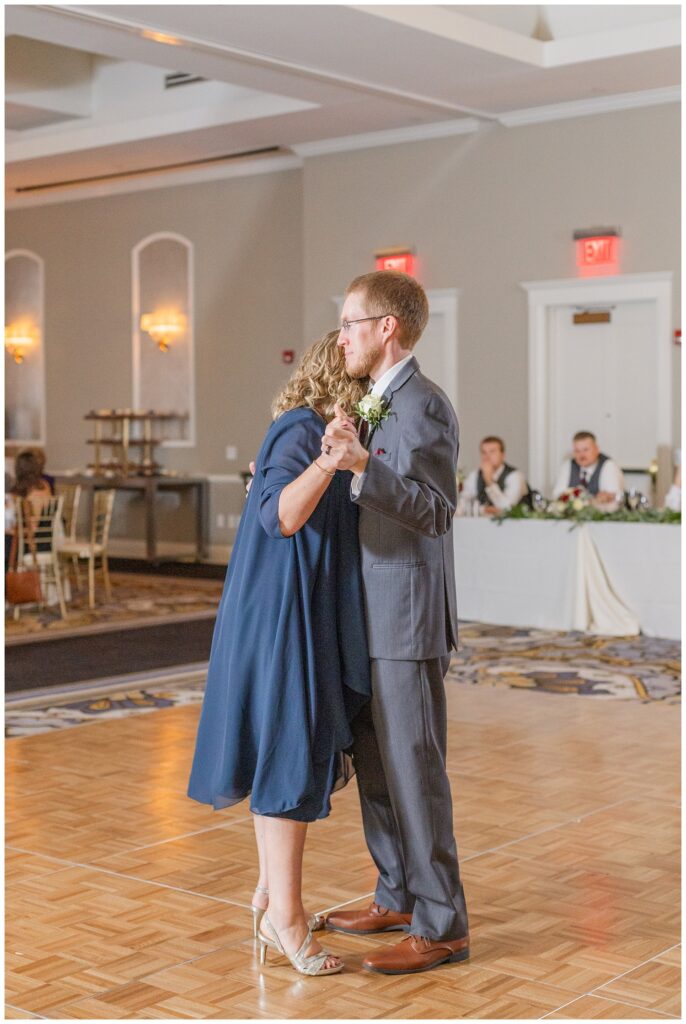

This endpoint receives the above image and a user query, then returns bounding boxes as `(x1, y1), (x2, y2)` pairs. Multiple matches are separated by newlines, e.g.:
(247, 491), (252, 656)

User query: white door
(415, 290), (458, 409)
(333, 288), (458, 408)
(548, 300), (659, 488)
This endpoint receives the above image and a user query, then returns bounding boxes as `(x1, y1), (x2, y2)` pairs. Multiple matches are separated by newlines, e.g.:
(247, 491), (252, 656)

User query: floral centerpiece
(548, 486), (591, 517)
(493, 491), (680, 527)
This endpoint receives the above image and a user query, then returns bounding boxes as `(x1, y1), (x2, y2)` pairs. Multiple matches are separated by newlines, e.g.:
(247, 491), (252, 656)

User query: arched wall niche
(132, 232), (195, 446)
(5, 249), (46, 445)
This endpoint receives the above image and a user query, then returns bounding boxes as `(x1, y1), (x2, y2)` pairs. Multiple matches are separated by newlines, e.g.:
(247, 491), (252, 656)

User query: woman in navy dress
(188, 332), (371, 976)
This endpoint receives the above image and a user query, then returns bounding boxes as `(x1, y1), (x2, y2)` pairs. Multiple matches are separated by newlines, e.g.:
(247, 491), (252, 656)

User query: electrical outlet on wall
(225, 445), (238, 461)
(227, 514), (241, 529)
(216, 513), (226, 529)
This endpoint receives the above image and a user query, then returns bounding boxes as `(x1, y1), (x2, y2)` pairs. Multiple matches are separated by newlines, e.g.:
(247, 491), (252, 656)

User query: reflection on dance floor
(6, 646), (680, 1019)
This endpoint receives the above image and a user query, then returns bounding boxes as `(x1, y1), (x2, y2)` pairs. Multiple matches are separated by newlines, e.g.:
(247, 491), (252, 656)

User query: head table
(453, 518), (680, 640)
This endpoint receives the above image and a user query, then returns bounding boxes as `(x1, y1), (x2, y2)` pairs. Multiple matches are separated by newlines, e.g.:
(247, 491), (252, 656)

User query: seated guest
(5, 492), (16, 572)
(7, 450), (55, 559)
(462, 436), (529, 513)
(664, 458), (681, 512)
(553, 431), (624, 501)
(27, 447), (55, 495)
(11, 450), (53, 505)
(5, 455), (15, 494)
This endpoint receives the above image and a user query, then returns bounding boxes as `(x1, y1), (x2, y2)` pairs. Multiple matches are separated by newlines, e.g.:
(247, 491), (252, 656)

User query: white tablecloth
(453, 518), (680, 639)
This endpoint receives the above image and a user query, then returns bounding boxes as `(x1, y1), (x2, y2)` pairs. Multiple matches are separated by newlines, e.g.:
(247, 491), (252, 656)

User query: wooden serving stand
(73, 410), (207, 563)
(84, 410), (188, 476)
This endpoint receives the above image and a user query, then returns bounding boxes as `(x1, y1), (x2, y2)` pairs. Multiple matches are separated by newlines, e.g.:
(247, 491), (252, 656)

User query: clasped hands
(320, 403), (370, 476)
(479, 456), (495, 487)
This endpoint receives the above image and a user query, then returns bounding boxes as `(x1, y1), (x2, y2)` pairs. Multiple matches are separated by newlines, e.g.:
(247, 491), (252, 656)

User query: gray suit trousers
(351, 656), (469, 941)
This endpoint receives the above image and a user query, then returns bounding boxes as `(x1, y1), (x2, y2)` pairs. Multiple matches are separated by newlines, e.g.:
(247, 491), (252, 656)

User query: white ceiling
(446, 5), (679, 40)
(5, 4), (681, 206)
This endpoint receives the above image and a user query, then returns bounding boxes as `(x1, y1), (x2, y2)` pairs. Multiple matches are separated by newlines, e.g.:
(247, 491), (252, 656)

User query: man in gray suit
(321, 271), (469, 975)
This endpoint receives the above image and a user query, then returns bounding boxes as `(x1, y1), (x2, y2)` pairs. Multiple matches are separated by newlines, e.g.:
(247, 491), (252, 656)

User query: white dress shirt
(368, 354), (414, 399)
(664, 484), (681, 511)
(552, 458), (624, 499)
(462, 464), (527, 511)
(351, 355), (415, 494)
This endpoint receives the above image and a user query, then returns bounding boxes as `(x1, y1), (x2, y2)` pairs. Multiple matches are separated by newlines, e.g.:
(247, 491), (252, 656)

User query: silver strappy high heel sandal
(251, 885), (325, 936)
(258, 913), (343, 976)
(251, 885), (269, 939)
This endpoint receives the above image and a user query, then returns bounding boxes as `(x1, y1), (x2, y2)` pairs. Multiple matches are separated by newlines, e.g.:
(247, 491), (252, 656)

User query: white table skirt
(453, 518), (680, 639)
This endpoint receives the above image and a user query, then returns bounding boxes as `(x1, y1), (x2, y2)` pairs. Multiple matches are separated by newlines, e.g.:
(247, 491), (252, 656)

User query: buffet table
(54, 473), (209, 563)
(453, 518), (680, 639)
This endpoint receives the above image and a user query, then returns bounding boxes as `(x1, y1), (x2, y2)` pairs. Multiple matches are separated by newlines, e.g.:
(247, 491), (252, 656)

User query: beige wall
(6, 103), (680, 552)
(303, 104), (681, 477)
(6, 169), (303, 550)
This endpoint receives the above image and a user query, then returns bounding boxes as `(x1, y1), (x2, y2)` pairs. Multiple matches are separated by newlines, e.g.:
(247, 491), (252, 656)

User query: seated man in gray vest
(461, 436), (528, 514)
(552, 430), (624, 501)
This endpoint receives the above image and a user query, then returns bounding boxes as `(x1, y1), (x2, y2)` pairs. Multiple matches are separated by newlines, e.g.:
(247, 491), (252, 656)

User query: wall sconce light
(5, 322), (36, 364)
(140, 309), (187, 352)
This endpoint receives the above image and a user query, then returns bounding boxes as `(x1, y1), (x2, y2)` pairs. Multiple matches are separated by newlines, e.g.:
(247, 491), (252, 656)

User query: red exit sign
(375, 252), (415, 276)
(576, 235), (619, 273)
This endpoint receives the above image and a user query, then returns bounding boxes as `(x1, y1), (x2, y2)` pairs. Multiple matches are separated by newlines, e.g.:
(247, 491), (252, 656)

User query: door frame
(521, 272), (673, 493)
(332, 287), (459, 408)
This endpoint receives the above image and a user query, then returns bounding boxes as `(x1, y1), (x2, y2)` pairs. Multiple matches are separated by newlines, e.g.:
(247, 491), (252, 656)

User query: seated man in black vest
(552, 430), (624, 501)
(462, 436), (529, 514)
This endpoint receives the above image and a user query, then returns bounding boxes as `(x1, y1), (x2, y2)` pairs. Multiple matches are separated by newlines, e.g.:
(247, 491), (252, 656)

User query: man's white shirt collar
(370, 354), (414, 397)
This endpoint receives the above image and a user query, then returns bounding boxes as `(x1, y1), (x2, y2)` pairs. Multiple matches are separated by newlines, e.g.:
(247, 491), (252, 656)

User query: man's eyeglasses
(340, 314), (392, 332)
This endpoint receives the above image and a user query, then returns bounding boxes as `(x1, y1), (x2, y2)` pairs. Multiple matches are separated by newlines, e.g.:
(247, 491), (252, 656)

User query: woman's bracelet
(313, 459), (335, 478)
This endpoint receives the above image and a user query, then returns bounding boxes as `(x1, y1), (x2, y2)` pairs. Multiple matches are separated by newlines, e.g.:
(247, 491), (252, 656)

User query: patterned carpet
(448, 623), (680, 702)
(6, 625), (679, 738)
(5, 572), (224, 643)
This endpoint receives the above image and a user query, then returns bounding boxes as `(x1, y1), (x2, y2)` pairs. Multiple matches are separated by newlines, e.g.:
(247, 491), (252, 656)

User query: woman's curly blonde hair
(271, 330), (368, 422)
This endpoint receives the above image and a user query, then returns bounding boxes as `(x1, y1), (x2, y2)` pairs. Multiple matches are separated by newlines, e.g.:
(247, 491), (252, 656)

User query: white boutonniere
(355, 394), (390, 430)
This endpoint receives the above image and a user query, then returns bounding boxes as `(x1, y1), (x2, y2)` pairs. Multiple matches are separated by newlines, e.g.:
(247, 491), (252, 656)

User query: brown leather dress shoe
(325, 901), (412, 935)
(362, 933), (470, 974)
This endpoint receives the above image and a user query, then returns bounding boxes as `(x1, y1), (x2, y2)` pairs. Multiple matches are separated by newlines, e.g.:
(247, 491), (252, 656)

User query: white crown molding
(6, 94), (316, 163)
(6, 86), (679, 208)
(351, 5), (544, 66)
(498, 86), (681, 127)
(545, 18), (681, 68)
(5, 154), (303, 210)
(521, 271), (673, 294)
(26, 3), (488, 119)
(292, 117), (481, 157)
(294, 85), (680, 158)
(352, 6), (680, 69)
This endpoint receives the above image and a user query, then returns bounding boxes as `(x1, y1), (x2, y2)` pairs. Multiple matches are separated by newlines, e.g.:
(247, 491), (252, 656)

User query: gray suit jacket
(352, 356), (459, 661)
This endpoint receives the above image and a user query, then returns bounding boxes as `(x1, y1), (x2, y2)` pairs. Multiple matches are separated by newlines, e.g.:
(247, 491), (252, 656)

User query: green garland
(494, 504), (681, 527)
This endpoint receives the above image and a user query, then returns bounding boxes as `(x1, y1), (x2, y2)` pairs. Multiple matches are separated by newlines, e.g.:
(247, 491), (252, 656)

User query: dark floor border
(108, 557), (226, 579)
(5, 616), (217, 693)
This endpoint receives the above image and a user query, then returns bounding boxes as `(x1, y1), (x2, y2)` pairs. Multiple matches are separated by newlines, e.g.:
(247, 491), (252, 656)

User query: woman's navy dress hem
(187, 407), (370, 824)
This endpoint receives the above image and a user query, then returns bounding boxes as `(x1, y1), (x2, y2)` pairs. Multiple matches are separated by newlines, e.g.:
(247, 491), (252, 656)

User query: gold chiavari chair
(58, 489), (115, 609)
(55, 482), (82, 588)
(16, 495), (68, 620)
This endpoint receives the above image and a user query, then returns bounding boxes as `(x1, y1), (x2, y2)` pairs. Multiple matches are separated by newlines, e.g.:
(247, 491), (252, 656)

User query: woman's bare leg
(261, 817), (340, 968)
(252, 814), (269, 909)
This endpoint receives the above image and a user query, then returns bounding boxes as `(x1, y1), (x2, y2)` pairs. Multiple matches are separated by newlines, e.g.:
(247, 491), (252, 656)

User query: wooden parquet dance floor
(6, 679), (680, 1019)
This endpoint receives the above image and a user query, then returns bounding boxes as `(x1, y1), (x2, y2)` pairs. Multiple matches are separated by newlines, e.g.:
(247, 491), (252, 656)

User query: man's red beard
(345, 343), (384, 380)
